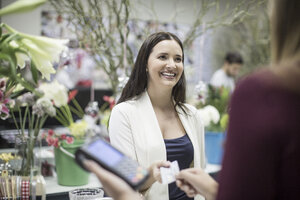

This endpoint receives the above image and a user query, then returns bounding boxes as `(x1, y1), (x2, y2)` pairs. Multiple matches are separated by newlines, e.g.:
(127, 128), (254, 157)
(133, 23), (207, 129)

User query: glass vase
(14, 134), (42, 176)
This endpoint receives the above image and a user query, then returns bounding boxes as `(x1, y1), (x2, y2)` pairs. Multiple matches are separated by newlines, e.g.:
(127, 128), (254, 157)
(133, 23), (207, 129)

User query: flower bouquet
(195, 82), (230, 132)
(0, 0), (69, 175)
(0, 1), (70, 199)
(195, 82), (231, 164)
(38, 80), (97, 186)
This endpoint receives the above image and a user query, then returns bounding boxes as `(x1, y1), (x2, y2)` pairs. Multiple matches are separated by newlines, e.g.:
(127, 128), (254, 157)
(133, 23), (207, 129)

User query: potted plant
(42, 121), (90, 186)
(195, 82), (231, 164)
(38, 81), (95, 186)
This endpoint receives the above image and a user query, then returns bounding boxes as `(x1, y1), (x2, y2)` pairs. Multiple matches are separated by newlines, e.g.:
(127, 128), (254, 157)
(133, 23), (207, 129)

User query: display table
(45, 174), (102, 200)
(45, 164), (220, 200)
(1, 146), (221, 199)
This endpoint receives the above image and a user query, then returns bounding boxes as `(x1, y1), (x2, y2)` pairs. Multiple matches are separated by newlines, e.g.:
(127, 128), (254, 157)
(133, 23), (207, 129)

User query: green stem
(60, 105), (73, 125)
(10, 110), (20, 135)
(65, 105), (73, 124)
(22, 106), (29, 134)
(2, 23), (17, 34)
(30, 113), (35, 137)
(71, 98), (84, 117)
(39, 115), (48, 132)
(28, 107), (32, 137)
(69, 105), (83, 119)
(33, 116), (40, 138)
(55, 108), (69, 127)
(18, 107), (24, 136)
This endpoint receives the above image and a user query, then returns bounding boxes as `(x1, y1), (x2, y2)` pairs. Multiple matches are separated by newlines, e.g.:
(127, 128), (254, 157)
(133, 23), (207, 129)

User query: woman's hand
(84, 160), (141, 200)
(175, 168), (218, 200)
(150, 160), (171, 183)
(139, 160), (171, 191)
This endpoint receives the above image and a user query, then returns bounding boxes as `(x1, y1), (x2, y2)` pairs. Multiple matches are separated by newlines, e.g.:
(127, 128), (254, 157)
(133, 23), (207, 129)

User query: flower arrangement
(38, 80), (92, 145)
(0, 0), (68, 176)
(195, 81), (231, 132)
(42, 129), (74, 148)
(42, 119), (89, 148)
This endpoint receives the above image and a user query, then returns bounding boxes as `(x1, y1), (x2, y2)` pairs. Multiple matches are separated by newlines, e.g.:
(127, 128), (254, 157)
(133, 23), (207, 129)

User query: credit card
(160, 160), (180, 184)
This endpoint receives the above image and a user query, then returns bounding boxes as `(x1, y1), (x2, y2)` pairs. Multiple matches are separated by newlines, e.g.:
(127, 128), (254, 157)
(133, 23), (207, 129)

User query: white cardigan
(109, 91), (206, 200)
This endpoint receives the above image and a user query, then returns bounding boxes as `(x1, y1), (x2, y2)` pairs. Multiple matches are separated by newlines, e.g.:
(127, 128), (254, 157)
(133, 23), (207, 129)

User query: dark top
(164, 134), (194, 200)
(217, 70), (300, 200)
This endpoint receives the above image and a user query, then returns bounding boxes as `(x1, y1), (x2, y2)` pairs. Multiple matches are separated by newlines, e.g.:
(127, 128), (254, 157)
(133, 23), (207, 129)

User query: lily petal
(15, 52), (29, 69)
(0, 0), (47, 17)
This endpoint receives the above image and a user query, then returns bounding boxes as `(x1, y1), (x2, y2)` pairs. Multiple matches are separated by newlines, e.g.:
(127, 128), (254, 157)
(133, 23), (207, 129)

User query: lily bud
(0, 0), (47, 17)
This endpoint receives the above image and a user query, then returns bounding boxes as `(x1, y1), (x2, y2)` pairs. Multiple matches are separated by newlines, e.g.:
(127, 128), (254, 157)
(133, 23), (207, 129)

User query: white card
(160, 160), (180, 184)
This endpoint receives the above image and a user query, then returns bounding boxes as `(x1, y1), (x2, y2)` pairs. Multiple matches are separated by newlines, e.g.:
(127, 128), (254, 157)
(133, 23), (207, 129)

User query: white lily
(9, 41), (27, 69)
(5, 24), (69, 80)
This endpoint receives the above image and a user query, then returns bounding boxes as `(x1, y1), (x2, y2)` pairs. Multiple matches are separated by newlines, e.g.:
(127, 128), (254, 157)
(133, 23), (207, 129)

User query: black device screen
(86, 139), (124, 166)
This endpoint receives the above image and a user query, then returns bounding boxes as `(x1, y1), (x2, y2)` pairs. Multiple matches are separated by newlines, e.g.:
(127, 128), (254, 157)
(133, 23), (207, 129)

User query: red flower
(66, 137), (74, 144)
(44, 130), (74, 148)
(103, 95), (115, 110)
(60, 134), (67, 140)
(53, 138), (59, 148)
(48, 129), (54, 136)
(46, 136), (55, 146)
(68, 90), (78, 103)
(103, 95), (110, 102)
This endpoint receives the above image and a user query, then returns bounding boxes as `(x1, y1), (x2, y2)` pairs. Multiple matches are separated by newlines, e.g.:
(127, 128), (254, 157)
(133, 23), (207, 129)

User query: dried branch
(183, 0), (266, 47)
(49, 0), (131, 94)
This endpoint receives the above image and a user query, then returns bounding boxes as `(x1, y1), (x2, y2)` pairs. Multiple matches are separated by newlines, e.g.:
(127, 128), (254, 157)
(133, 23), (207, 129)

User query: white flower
(33, 97), (56, 117)
(38, 81), (68, 107)
(198, 105), (220, 127)
(9, 41), (28, 69)
(6, 24), (69, 80)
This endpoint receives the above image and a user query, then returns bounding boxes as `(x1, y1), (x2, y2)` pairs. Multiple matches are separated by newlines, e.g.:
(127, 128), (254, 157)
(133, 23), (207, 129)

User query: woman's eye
(158, 55), (167, 60)
(175, 57), (182, 62)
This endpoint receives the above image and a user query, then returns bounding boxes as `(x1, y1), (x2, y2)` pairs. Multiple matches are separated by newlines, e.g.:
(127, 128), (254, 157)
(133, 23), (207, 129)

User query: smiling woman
(147, 39), (184, 90)
(108, 32), (205, 200)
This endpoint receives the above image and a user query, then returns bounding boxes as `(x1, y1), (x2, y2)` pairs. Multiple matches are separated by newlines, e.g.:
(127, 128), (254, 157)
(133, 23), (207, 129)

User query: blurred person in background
(210, 52), (243, 92)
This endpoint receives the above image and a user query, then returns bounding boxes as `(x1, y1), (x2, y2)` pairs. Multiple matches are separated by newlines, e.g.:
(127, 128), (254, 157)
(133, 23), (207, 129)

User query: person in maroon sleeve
(176, 0), (300, 199)
(82, 0), (300, 199)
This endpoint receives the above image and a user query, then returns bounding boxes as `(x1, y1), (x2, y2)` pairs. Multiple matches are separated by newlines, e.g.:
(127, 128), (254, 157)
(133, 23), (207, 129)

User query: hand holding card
(160, 160), (180, 184)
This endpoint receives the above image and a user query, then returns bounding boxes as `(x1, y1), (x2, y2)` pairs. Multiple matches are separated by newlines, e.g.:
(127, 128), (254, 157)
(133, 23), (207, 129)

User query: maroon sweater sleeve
(216, 70), (300, 200)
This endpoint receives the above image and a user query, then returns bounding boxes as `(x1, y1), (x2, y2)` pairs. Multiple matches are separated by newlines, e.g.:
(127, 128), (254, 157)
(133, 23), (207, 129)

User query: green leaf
(0, 52), (17, 77)
(30, 61), (39, 84)
(1, 33), (18, 46)
(0, 34), (11, 45)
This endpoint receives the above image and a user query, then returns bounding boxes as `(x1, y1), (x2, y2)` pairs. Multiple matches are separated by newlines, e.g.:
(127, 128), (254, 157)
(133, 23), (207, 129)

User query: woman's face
(147, 39), (183, 91)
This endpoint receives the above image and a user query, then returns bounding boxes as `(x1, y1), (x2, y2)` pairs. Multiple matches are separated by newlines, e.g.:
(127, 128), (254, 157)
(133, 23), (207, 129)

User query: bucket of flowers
(39, 81), (94, 186)
(195, 81), (231, 164)
(42, 121), (90, 186)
